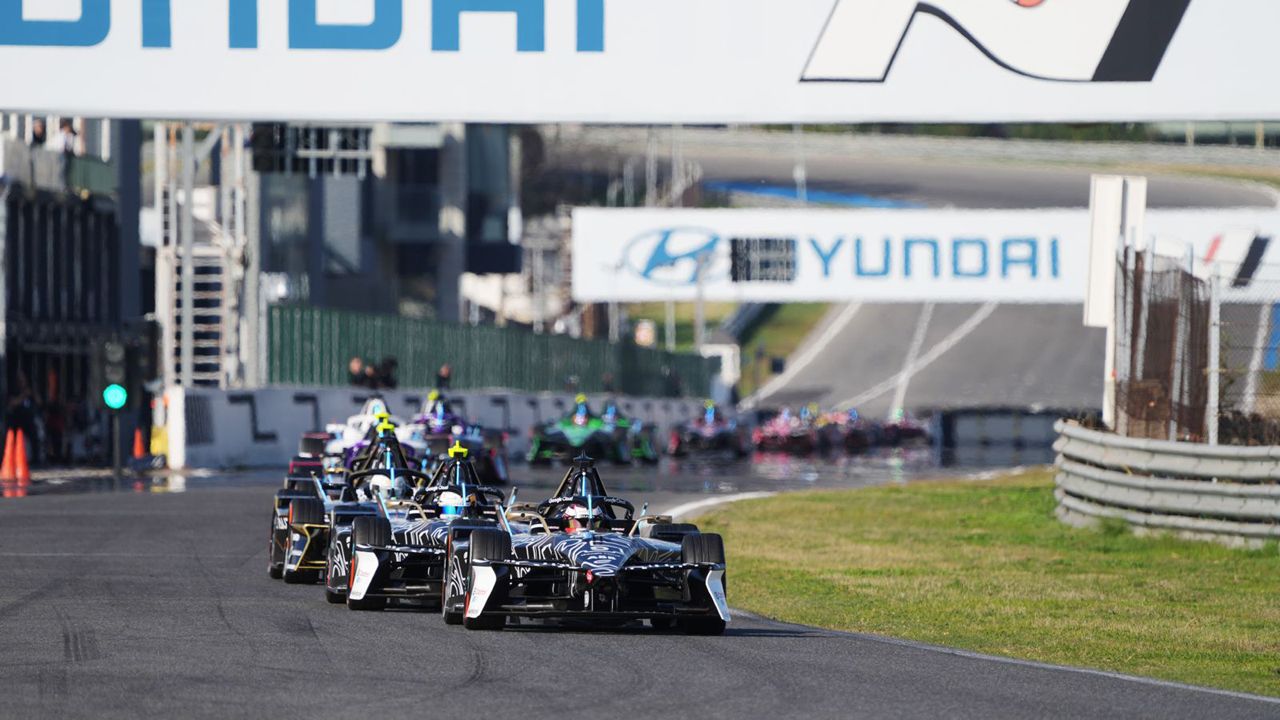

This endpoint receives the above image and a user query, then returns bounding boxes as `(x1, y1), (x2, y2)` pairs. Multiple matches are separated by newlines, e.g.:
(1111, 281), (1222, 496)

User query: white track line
(664, 492), (777, 520)
(745, 303), (862, 408)
(838, 302), (999, 411)
(889, 302), (935, 419)
(734, 610), (1280, 707)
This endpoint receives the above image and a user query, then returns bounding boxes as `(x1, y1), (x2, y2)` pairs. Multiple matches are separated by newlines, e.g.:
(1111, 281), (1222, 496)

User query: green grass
(699, 471), (1280, 697)
(739, 303), (830, 397)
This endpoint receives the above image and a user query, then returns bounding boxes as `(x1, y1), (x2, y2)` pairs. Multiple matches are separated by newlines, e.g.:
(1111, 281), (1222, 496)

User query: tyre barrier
(1053, 421), (1280, 548)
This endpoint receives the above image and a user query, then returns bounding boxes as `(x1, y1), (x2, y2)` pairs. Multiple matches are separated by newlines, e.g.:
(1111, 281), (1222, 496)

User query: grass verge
(699, 470), (1280, 697)
(739, 303), (830, 397)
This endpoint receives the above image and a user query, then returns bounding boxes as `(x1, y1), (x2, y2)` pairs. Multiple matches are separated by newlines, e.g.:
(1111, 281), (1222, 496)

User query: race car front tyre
(283, 498), (326, 584)
(681, 533), (727, 636)
(464, 530), (511, 631)
(347, 517), (392, 611)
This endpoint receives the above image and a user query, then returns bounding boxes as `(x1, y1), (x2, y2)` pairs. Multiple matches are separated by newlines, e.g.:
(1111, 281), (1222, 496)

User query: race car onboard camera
(442, 455), (728, 634)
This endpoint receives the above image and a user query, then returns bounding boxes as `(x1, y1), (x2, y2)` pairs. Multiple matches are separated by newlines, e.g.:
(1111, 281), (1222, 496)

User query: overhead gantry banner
(571, 207), (1280, 303)
(0, 0), (1276, 122)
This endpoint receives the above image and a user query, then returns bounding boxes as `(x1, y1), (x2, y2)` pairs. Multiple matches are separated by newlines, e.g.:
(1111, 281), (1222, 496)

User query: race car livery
(444, 457), (728, 634)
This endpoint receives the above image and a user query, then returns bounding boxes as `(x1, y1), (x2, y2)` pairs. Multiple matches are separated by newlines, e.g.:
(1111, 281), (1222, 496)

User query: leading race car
(527, 395), (659, 465)
(329, 443), (509, 611)
(442, 456), (729, 634)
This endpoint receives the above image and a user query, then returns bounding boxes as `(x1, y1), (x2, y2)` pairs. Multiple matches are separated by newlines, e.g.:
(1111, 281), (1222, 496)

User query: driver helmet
(366, 473), (394, 496)
(574, 393), (590, 416)
(564, 503), (604, 533)
(437, 490), (467, 518)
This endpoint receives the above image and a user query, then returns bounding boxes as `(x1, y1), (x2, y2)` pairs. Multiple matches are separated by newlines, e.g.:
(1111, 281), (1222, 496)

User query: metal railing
(1054, 420), (1280, 547)
(267, 305), (718, 397)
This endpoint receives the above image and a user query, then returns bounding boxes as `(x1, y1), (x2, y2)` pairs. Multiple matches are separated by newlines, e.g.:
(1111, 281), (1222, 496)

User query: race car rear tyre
(268, 507), (287, 579)
(681, 532), (725, 565)
(647, 523), (699, 543)
(463, 530), (511, 631)
(681, 533), (727, 636)
(299, 434), (328, 457)
(324, 588), (346, 604)
(290, 498), (326, 524)
(347, 517), (392, 611)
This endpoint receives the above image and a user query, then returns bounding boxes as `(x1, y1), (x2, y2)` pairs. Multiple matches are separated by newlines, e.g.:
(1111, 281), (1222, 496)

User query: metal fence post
(1208, 264), (1221, 446)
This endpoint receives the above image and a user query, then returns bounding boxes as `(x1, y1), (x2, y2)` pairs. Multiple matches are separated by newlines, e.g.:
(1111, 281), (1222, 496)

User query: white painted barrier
(166, 385), (707, 470)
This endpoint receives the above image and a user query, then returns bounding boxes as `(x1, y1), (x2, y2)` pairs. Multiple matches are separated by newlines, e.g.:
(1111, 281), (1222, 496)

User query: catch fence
(1113, 249), (1280, 446)
(267, 305), (717, 398)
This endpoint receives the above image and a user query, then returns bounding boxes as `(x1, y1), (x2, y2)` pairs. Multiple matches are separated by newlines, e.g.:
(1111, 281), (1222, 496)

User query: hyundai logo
(620, 228), (728, 287)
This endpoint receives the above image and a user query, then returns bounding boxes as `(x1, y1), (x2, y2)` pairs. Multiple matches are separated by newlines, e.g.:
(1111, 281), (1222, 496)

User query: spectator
(30, 118), (46, 147)
(436, 363), (452, 390)
(6, 371), (41, 466)
(348, 357), (366, 387)
(363, 364), (380, 389)
(53, 119), (77, 155)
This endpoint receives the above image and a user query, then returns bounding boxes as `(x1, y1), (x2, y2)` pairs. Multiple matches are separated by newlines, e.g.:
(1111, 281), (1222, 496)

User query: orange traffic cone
(0, 429), (14, 482)
(13, 429), (30, 486)
(133, 428), (146, 460)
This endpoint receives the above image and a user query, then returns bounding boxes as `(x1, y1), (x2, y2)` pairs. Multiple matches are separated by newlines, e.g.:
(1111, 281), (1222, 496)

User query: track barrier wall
(1054, 420), (1280, 547)
(167, 386), (708, 470)
(268, 305), (718, 399)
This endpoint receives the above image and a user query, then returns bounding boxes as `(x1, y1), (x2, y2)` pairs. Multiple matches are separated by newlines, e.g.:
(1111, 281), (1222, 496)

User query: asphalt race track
(1, 468), (1277, 719)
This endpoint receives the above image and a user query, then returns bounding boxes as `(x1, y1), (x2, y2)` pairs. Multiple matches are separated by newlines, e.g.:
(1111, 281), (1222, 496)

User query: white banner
(571, 207), (1280, 303)
(1, 0), (1278, 122)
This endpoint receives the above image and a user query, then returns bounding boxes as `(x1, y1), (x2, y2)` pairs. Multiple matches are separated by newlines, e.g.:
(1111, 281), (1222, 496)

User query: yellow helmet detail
(575, 393), (588, 404)
(449, 441), (469, 459)
(374, 410), (391, 422)
(376, 420), (396, 434)
(428, 390), (441, 402)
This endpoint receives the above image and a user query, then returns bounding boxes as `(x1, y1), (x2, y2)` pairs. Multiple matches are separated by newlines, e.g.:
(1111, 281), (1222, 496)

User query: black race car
(443, 457), (728, 634)
(268, 423), (417, 587)
(328, 447), (508, 611)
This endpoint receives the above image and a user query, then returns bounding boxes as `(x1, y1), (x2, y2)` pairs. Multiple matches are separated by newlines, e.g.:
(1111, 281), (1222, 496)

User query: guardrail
(1053, 421), (1280, 547)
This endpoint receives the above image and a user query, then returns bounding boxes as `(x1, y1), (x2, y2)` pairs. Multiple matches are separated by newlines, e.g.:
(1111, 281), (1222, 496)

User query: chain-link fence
(1112, 247), (1280, 446)
(1216, 270), (1280, 445)
(266, 305), (718, 398)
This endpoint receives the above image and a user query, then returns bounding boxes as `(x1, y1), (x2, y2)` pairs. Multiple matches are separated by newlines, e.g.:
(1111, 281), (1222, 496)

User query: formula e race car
(329, 445), (510, 611)
(667, 402), (749, 458)
(268, 420), (419, 586)
(404, 391), (509, 485)
(442, 457), (729, 634)
(752, 407), (819, 454)
(527, 395), (659, 465)
(324, 397), (427, 466)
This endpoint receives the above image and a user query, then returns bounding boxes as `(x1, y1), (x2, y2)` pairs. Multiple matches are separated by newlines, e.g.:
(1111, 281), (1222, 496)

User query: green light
(103, 384), (128, 410)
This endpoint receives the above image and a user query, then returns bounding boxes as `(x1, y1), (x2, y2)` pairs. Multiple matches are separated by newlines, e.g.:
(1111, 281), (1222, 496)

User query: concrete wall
(167, 385), (706, 469)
